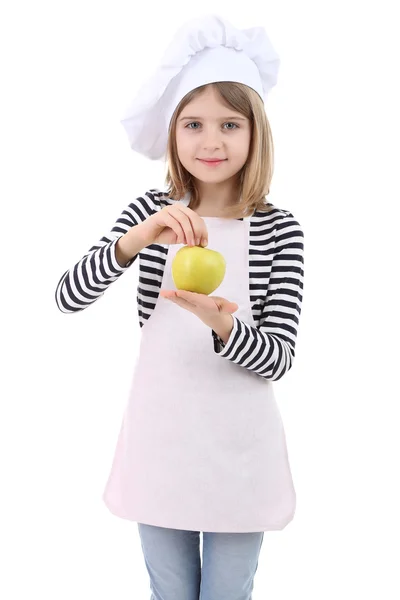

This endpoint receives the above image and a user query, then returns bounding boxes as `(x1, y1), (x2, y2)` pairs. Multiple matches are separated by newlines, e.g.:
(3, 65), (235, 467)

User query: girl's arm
(55, 189), (162, 313)
(212, 213), (305, 382)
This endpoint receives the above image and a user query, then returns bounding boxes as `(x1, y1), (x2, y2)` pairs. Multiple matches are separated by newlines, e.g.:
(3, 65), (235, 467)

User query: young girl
(55, 14), (305, 600)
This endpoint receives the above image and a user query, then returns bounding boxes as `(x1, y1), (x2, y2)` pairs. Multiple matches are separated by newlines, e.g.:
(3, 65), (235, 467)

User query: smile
(197, 159), (227, 167)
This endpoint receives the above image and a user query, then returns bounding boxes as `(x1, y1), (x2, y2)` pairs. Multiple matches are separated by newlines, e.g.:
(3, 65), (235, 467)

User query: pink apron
(102, 213), (296, 532)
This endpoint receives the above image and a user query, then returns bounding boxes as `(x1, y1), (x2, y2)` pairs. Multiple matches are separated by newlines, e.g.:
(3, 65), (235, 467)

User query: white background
(1, 1), (399, 598)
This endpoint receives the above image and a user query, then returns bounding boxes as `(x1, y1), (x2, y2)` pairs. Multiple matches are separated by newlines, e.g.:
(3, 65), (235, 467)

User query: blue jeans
(137, 523), (265, 600)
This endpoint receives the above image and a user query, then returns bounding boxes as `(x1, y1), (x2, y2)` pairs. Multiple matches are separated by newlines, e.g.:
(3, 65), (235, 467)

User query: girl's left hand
(159, 289), (238, 323)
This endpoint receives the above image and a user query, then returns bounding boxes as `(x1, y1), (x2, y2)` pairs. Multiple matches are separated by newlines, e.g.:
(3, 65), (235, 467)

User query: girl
(55, 14), (305, 600)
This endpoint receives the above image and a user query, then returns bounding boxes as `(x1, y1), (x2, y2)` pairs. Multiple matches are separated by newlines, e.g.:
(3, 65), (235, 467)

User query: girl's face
(175, 86), (251, 186)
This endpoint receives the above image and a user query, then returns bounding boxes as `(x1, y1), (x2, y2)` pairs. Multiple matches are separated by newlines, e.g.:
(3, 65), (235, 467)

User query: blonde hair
(164, 81), (275, 219)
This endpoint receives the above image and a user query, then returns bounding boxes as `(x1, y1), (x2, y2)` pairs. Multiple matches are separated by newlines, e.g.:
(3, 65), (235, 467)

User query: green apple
(171, 246), (226, 295)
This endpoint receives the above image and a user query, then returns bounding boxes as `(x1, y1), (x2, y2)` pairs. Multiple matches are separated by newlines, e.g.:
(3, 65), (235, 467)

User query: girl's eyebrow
(179, 115), (247, 121)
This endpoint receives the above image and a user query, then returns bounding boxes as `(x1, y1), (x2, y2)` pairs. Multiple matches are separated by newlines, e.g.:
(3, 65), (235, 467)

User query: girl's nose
(202, 136), (223, 148)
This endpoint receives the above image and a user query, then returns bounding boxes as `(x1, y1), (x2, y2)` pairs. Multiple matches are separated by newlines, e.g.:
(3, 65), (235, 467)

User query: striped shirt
(55, 189), (305, 381)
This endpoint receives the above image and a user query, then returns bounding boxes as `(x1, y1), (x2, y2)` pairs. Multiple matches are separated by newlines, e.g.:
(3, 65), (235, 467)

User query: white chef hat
(120, 14), (280, 161)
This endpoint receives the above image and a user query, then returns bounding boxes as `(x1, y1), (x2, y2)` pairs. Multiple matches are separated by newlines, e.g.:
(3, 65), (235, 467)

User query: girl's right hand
(140, 204), (209, 247)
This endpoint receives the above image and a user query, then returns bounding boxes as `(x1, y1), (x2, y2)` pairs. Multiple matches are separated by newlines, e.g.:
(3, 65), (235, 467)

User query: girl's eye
(185, 122), (239, 130)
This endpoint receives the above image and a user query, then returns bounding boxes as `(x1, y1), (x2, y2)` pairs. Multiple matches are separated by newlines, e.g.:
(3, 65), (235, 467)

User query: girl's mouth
(197, 159), (227, 167)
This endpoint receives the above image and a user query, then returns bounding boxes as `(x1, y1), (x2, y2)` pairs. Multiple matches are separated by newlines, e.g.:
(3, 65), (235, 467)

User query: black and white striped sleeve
(55, 190), (160, 313)
(212, 214), (305, 381)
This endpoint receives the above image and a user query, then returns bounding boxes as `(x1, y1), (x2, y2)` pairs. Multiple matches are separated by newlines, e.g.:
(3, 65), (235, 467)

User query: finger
(173, 206), (196, 246)
(175, 205), (208, 247)
(162, 214), (185, 244)
(189, 212), (208, 247)
(226, 302), (239, 312)
(179, 206), (207, 247)
(193, 215), (208, 247)
(160, 290), (179, 300)
(175, 290), (198, 306)
(175, 290), (198, 300)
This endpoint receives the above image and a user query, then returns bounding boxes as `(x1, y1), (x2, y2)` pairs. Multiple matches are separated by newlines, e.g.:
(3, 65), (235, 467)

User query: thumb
(213, 297), (239, 313)
(223, 301), (238, 313)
